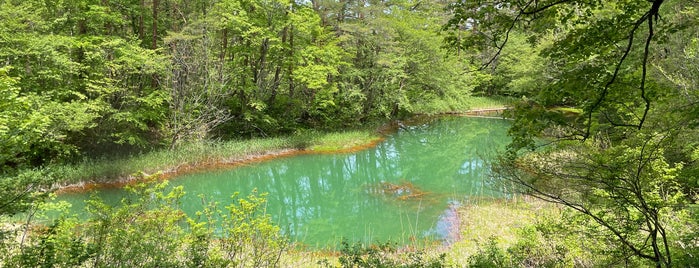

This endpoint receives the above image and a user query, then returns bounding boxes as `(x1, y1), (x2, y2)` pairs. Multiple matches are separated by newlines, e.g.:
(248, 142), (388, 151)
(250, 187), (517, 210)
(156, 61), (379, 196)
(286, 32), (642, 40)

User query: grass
(444, 197), (552, 264)
(51, 129), (382, 186)
(465, 96), (516, 110)
(276, 196), (564, 267)
(412, 95), (516, 115)
(305, 130), (382, 152)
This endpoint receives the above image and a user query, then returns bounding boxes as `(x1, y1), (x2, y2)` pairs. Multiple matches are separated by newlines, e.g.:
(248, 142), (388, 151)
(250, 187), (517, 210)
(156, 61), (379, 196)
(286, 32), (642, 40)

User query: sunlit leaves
(477, 1), (699, 264)
(2, 181), (290, 267)
(0, 0), (171, 165)
(0, 169), (51, 217)
(0, 180), (287, 267)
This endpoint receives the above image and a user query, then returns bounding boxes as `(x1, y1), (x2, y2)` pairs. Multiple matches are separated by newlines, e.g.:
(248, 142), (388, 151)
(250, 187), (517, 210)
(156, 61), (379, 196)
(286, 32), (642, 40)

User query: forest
(1, 0), (698, 267)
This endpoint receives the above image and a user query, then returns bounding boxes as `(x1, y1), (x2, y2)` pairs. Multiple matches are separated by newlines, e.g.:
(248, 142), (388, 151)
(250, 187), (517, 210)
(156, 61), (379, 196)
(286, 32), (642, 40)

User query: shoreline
(55, 136), (387, 194)
(54, 109), (508, 194)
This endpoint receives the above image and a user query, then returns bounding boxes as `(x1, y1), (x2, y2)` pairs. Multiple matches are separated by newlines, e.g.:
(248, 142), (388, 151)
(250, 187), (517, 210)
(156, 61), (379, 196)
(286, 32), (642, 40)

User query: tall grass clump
(410, 94), (472, 114)
(412, 95), (516, 115)
(306, 130), (381, 152)
(465, 96), (516, 110)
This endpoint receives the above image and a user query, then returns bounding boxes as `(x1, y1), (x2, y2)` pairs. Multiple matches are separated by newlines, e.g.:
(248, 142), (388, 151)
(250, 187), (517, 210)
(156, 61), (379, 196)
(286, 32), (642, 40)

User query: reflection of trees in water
(61, 117), (510, 248)
(387, 117), (509, 194)
(277, 152), (401, 243)
(182, 117), (508, 246)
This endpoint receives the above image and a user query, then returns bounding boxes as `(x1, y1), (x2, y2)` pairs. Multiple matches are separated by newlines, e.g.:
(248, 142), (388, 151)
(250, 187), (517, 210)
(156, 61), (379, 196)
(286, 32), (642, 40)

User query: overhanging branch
(584, 11), (649, 139)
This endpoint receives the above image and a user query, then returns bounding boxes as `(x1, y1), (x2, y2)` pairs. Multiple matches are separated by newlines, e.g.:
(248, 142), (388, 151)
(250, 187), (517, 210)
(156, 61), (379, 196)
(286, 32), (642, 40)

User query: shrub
(1, 179), (288, 267)
(324, 240), (446, 268)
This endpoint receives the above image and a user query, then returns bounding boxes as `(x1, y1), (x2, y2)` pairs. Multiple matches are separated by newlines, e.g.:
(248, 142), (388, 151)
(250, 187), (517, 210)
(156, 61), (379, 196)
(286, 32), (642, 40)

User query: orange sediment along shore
(56, 136), (386, 194)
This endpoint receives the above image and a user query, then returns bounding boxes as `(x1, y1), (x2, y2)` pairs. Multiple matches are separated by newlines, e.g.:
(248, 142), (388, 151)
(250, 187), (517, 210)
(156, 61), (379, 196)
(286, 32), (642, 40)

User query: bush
(466, 237), (513, 268)
(322, 240), (446, 268)
(1, 179), (288, 268)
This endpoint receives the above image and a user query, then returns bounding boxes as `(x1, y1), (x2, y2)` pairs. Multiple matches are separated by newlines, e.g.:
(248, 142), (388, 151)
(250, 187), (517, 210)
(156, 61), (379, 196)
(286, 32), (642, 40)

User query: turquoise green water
(56, 116), (510, 249)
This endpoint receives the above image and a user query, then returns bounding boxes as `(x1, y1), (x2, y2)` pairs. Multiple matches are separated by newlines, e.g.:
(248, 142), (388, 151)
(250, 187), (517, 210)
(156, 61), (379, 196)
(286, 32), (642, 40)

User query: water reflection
(58, 117), (510, 248)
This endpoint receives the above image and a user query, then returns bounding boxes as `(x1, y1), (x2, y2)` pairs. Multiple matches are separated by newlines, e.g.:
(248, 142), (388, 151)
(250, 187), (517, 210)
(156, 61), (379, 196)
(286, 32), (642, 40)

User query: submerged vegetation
(363, 181), (429, 201)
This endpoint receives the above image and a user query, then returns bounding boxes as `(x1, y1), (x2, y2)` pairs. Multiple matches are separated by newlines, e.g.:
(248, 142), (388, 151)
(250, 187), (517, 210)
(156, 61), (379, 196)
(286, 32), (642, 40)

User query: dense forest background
(2, 0), (699, 266)
(0, 0), (481, 171)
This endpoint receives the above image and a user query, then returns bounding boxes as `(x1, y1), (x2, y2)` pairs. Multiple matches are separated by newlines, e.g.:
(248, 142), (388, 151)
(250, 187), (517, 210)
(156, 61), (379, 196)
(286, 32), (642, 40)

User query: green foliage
(495, 130), (696, 265)
(332, 0), (476, 122)
(466, 218), (599, 268)
(1, 180), (288, 268)
(11, 0), (699, 266)
(0, 169), (52, 217)
(446, 1), (699, 266)
(0, 0), (484, 176)
(488, 32), (548, 98)
(86, 182), (188, 267)
(0, 67), (57, 169)
(466, 237), (513, 268)
(10, 216), (95, 267)
(0, 0), (169, 166)
(323, 240), (446, 268)
(507, 226), (568, 267)
(194, 190), (288, 267)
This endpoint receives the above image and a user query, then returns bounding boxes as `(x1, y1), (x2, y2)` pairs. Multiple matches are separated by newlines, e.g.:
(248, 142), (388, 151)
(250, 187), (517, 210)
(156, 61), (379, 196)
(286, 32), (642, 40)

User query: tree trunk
(254, 38), (269, 88)
(151, 0), (160, 89)
(139, 0), (145, 40)
(220, 28), (228, 84)
(269, 26), (288, 105)
(288, 25), (295, 98)
(221, 29), (228, 63)
(102, 0), (111, 34)
(152, 0), (159, 49)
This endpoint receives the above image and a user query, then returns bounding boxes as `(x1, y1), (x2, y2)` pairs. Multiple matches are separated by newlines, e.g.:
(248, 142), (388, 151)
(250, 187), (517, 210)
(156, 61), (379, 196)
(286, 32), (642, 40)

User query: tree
(444, 0), (699, 266)
(163, 19), (235, 147)
(0, 0), (169, 161)
(328, 0), (476, 123)
(493, 128), (690, 266)
(446, 0), (677, 133)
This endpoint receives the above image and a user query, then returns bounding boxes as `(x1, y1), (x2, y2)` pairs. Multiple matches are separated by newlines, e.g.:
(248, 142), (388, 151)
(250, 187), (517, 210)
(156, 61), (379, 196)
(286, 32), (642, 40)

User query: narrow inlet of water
(55, 116), (511, 249)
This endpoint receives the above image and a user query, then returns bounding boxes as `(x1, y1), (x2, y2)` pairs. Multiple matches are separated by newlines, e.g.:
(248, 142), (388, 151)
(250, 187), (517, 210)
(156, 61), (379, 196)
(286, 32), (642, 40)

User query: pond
(56, 116), (511, 249)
